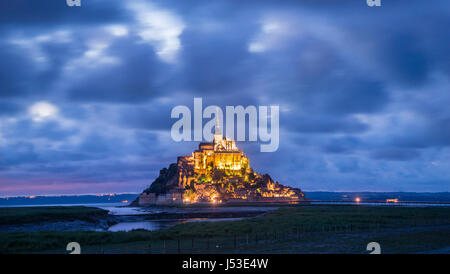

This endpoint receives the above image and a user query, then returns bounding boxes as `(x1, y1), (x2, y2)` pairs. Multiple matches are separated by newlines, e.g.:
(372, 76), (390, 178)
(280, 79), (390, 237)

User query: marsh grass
(1, 205), (449, 253)
(0, 206), (108, 225)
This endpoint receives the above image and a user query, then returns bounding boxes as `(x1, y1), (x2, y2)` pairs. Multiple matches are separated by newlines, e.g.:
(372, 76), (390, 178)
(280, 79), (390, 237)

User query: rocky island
(132, 119), (307, 206)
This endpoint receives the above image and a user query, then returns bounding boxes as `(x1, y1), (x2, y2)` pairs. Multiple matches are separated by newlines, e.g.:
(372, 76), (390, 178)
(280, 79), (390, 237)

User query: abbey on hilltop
(131, 117), (307, 205)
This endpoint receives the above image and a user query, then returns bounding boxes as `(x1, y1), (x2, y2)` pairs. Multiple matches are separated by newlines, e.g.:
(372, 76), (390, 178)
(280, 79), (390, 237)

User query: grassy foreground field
(0, 205), (449, 254)
(0, 206), (108, 226)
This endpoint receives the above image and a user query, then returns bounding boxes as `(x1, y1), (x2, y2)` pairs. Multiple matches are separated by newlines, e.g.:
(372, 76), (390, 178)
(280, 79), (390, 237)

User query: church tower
(213, 108), (223, 144)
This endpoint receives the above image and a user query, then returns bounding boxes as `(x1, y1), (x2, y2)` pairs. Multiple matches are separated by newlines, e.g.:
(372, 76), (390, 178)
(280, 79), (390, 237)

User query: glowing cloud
(248, 18), (295, 53)
(29, 101), (59, 122)
(106, 25), (128, 37)
(128, 2), (185, 63)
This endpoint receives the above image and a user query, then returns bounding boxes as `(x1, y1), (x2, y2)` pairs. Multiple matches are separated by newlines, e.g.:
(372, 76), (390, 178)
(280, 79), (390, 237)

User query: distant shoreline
(1, 191), (450, 211)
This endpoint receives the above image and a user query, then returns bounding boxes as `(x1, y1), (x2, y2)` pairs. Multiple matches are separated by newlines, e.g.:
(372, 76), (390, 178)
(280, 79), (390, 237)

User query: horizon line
(1, 190), (449, 199)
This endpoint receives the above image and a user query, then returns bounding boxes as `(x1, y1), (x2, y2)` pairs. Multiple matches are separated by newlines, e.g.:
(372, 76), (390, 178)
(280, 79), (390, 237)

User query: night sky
(0, 0), (449, 196)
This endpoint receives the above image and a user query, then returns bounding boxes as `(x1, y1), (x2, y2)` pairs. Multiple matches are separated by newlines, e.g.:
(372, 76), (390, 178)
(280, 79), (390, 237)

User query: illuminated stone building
(177, 117), (249, 187)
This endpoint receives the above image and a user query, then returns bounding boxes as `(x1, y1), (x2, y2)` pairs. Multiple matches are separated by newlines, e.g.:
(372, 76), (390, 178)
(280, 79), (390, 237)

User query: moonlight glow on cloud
(29, 102), (59, 122)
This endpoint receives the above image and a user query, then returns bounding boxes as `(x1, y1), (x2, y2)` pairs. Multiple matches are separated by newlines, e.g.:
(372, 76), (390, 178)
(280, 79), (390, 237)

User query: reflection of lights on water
(386, 199), (398, 203)
(355, 197), (361, 203)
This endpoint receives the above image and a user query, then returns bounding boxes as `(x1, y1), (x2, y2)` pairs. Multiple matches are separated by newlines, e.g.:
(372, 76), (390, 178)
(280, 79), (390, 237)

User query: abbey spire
(213, 107), (223, 144)
(215, 107), (221, 135)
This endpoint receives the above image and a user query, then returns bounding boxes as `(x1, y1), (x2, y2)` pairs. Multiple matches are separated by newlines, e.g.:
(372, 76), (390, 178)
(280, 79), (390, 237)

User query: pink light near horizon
(0, 179), (147, 197)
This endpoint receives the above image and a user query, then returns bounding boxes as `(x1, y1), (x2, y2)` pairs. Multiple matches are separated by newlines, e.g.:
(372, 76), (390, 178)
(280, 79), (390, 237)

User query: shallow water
(108, 220), (186, 232)
(100, 206), (279, 216)
(107, 217), (246, 232)
(186, 217), (245, 222)
(102, 206), (278, 231)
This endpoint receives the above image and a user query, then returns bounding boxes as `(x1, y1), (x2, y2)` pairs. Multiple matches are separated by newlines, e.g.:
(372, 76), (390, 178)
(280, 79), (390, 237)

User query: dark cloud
(67, 41), (166, 103)
(3, 119), (78, 141)
(288, 115), (370, 134)
(0, 142), (39, 167)
(0, 42), (37, 98)
(118, 105), (172, 131)
(0, 0), (129, 25)
(0, 101), (22, 116)
(335, 157), (360, 173)
(390, 118), (450, 149)
(323, 137), (361, 154)
(179, 23), (258, 94)
(381, 33), (430, 85)
(372, 148), (421, 161)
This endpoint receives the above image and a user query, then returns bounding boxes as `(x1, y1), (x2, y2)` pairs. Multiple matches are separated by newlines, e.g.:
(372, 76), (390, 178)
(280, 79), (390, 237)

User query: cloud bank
(0, 0), (449, 195)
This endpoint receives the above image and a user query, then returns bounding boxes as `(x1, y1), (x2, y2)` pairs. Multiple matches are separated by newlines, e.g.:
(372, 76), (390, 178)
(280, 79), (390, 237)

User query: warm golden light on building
(177, 118), (250, 188)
